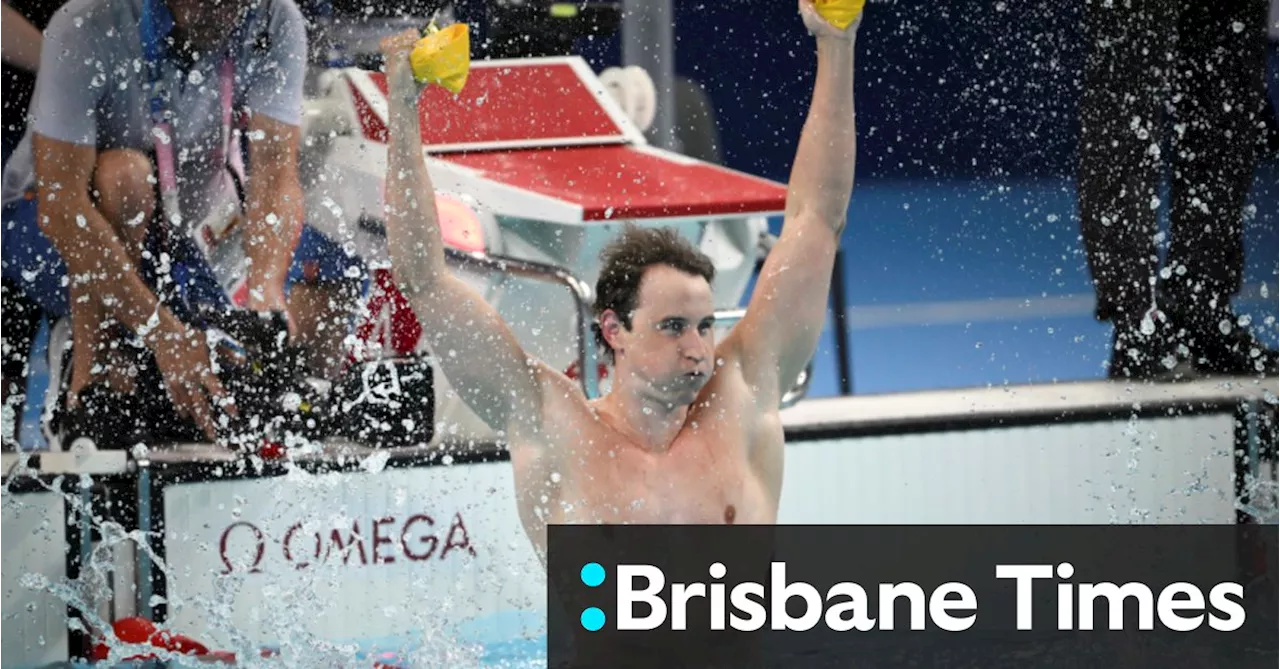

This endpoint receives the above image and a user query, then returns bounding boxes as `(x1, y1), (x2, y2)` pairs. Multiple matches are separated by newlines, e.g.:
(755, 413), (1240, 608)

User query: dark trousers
(1077, 0), (1270, 325)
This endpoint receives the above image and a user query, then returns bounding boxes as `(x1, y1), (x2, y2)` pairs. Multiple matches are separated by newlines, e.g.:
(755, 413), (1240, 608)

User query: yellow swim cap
(814, 0), (865, 30)
(410, 23), (471, 94)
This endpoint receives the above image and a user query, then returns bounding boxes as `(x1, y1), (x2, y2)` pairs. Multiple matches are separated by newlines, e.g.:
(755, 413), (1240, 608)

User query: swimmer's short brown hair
(593, 224), (716, 363)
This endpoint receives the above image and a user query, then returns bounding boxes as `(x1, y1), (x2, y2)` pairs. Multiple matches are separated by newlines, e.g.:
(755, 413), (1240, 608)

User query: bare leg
(288, 279), (361, 379)
(66, 149), (155, 402)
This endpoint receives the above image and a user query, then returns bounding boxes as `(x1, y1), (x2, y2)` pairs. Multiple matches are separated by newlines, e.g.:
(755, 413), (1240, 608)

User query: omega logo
(217, 512), (476, 574)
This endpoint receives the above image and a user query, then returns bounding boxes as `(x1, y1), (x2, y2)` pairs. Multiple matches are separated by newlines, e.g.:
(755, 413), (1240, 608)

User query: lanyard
(139, 0), (249, 229)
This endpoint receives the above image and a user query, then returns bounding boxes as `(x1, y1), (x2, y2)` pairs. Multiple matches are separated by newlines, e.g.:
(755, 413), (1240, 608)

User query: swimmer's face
(168, 0), (250, 48)
(603, 265), (716, 406)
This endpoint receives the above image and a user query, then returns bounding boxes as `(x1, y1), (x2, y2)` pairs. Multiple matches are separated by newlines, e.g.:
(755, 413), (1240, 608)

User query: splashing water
(1237, 477), (1280, 525)
(3, 461), (546, 668)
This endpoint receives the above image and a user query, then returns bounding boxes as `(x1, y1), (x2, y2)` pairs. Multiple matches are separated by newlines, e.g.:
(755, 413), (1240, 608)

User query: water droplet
(187, 69), (205, 86)
(361, 450), (389, 474)
(1218, 319), (1233, 335)
(1231, 21), (1245, 33)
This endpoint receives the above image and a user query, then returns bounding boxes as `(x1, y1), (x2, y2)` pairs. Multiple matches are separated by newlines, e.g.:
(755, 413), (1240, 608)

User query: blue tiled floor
(13, 166), (1279, 447)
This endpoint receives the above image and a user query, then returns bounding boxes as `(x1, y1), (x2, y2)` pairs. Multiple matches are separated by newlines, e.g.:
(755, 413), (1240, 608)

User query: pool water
(475, 636), (547, 668)
(54, 607), (550, 669)
(62, 633), (548, 668)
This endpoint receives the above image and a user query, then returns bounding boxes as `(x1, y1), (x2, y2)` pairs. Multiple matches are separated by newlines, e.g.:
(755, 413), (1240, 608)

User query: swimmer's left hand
(800, 0), (862, 40)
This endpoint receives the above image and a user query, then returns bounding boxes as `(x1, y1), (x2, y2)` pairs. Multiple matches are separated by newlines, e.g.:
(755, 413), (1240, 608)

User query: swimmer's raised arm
(725, 0), (860, 409)
(380, 30), (546, 437)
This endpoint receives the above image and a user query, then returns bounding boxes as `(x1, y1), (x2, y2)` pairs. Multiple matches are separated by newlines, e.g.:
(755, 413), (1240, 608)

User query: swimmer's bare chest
(512, 378), (783, 550)
(554, 417), (775, 526)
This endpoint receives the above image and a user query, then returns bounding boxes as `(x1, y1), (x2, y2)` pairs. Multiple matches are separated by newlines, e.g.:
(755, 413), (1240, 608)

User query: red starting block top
(443, 144), (786, 221)
(344, 57), (787, 223)
(354, 59), (637, 151)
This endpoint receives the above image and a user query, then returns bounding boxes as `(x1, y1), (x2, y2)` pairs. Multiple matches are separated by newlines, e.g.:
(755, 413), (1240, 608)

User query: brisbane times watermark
(589, 559), (1247, 633)
(547, 525), (1277, 668)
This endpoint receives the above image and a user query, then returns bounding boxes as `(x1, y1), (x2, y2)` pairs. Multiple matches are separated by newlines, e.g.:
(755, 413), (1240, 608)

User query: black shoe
(204, 308), (295, 367)
(126, 341), (209, 446)
(1106, 307), (1199, 382)
(41, 319), (177, 451)
(1155, 278), (1279, 377)
(1182, 313), (1277, 377)
(54, 382), (151, 452)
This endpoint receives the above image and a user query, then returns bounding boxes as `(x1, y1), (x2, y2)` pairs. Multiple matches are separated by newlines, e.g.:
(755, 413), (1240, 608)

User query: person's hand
(241, 270), (287, 313)
(800, 0), (861, 41)
(380, 29), (425, 105)
(148, 323), (235, 442)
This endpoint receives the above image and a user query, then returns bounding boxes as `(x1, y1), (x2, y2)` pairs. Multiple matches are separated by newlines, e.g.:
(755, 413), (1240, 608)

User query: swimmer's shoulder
(506, 357), (596, 445)
(526, 358), (590, 404)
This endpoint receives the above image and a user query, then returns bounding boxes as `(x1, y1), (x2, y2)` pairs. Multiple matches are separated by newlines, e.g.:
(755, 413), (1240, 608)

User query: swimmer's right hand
(147, 322), (235, 443)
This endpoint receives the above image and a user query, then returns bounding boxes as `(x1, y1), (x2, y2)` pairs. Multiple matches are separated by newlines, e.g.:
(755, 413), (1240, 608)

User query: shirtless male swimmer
(378, 0), (860, 561)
